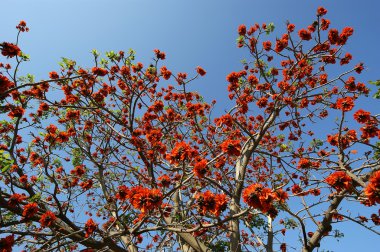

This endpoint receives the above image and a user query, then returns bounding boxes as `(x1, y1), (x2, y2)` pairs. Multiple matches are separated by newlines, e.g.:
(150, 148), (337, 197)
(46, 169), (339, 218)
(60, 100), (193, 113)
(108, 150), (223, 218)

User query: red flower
(157, 175), (171, 188)
(80, 179), (93, 190)
(360, 123), (379, 139)
(298, 29), (312, 40)
(8, 106), (25, 119)
(57, 131), (70, 143)
(16, 20), (29, 32)
(195, 191), (228, 217)
(243, 184), (274, 213)
(116, 185), (129, 201)
(166, 142), (198, 164)
(354, 109), (371, 124)
(91, 67), (108, 76)
(297, 158), (312, 169)
(154, 49), (166, 60)
(66, 110), (80, 120)
(256, 96), (268, 108)
(291, 184), (303, 195)
(287, 24), (295, 32)
(0, 75), (14, 94)
(160, 66), (172, 80)
(263, 41), (272, 51)
(70, 165), (86, 177)
(275, 37), (288, 53)
(340, 53), (352, 65)
(355, 63), (364, 74)
(220, 139), (241, 156)
(22, 202), (39, 218)
(317, 7), (328, 16)
(237, 24), (246, 36)
(321, 19), (330, 30)
(196, 66), (206, 76)
(0, 235), (15, 252)
(328, 29), (340, 45)
(49, 71), (59, 79)
(193, 159), (208, 178)
(325, 171), (352, 192)
(327, 130), (357, 149)
(128, 186), (163, 213)
(7, 193), (27, 207)
(40, 211), (57, 227)
(85, 218), (98, 237)
(1, 42), (21, 58)
(336, 97), (354, 112)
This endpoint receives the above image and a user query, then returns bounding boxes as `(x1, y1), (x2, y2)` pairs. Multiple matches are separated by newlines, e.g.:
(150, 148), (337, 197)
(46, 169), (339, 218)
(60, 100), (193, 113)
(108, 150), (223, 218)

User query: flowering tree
(0, 7), (379, 252)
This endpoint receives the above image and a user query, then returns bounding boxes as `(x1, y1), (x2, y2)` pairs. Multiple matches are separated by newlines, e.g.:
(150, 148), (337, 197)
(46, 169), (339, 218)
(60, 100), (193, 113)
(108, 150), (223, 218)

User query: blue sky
(1, 0), (380, 251)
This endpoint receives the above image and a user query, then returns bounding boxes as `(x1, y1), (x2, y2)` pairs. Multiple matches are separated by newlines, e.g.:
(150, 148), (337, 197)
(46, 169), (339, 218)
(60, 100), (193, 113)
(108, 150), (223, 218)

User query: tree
(0, 7), (379, 252)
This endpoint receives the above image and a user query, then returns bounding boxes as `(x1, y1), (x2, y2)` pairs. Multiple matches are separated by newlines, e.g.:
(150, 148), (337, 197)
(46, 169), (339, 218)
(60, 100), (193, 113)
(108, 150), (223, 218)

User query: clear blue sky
(1, 0), (379, 251)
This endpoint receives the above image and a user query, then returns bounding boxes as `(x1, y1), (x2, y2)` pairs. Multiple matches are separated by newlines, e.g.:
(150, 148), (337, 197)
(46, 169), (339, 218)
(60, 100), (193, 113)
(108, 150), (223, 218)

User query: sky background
(1, 0), (379, 251)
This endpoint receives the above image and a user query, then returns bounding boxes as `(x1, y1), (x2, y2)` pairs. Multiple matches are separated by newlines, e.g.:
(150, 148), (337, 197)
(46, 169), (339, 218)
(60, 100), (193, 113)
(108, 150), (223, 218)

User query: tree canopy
(0, 7), (379, 252)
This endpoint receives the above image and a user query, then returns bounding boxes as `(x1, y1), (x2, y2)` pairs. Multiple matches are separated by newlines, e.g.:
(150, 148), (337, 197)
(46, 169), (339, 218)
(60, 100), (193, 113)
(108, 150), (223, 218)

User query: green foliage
(19, 51), (30, 61)
(373, 142), (380, 160)
(0, 150), (13, 173)
(310, 139), (324, 150)
(236, 35), (244, 45)
(59, 57), (76, 69)
(283, 218), (298, 229)
(369, 80), (380, 99)
(266, 22), (275, 35)
(246, 214), (266, 229)
(209, 240), (230, 252)
(72, 148), (83, 167)
(125, 49), (136, 66)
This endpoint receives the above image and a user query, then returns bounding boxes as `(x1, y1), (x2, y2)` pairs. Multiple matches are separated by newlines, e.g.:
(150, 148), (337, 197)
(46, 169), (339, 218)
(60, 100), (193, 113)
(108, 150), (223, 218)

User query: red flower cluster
(298, 29), (312, 41)
(195, 190), (228, 217)
(328, 27), (354, 45)
(353, 109), (379, 139)
(354, 109), (371, 124)
(85, 218), (98, 237)
(193, 159), (209, 178)
(365, 171), (380, 205)
(0, 42), (21, 58)
(166, 142), (198, 165)
(22, 202), (39, 218)
(91, 67), (108, 76)
(238, 24), (246, 36)
(196, 66), (206, 76)
(49, 71), (59, 79)
(220, 139), (241, 156)
(154, 49), (166, 60)
(16, 20), (29, 32)
(0, 75), (14, 95)
(8, 193), (27, 207)
(0, 235), (15, 252)
(70, 165), (86, 177)
(297, 158), (320, 169)
(275, 34), (289, 53)
(336, 97), (354, 112)
(40, 211), (57, 227)
(325, 171), (352, 192)
(327, 129), (357, 149)
(317, 6), (328, 16)
(120, 186), (163, 213)
(263, 41), (272, 51)
(8, 106), (25, 119)
(243, 184), (288, 217)
(160, 66), (172, 80)
(157, 174), (171, 188)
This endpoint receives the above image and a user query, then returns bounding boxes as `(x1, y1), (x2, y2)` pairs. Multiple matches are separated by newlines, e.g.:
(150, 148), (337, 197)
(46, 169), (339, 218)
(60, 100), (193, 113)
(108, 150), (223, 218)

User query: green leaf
(266, 22), (275, 35)
(92, 49), (100, 57)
